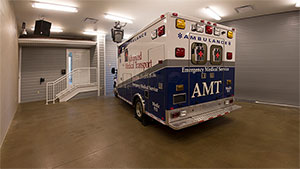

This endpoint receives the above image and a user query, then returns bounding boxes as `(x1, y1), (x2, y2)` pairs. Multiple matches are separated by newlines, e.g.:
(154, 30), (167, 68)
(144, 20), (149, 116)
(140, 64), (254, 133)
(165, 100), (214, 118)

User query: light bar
(31, 26), (63, 33)
(204, 7), (221, 21)
(32, 2), (78, 13)
(83, 30), (106, 36)
(104, 13), (133, 23)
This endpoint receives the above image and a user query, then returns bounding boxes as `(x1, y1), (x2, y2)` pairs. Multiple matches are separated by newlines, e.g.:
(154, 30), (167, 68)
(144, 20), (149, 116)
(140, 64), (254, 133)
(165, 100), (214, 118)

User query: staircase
(46, 67), (97, 104)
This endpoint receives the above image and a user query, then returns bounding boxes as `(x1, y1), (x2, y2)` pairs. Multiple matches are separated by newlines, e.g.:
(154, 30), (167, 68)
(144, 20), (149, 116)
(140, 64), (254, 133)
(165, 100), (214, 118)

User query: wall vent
(83, 17), (99, 24)
(235, 5), (254, 13)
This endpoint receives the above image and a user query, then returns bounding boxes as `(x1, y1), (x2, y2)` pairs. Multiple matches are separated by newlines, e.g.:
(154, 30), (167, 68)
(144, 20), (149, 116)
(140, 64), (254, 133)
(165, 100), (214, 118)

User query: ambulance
(113, 12), (241, 130)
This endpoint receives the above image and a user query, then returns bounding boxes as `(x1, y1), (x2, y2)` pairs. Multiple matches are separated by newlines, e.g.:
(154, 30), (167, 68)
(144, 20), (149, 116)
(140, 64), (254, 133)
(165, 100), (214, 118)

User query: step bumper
(168, 104), (241, 130)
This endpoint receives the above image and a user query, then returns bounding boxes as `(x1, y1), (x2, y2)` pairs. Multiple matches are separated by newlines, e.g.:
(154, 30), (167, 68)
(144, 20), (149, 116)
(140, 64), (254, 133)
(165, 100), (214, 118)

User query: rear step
(169, 104), (241, 130)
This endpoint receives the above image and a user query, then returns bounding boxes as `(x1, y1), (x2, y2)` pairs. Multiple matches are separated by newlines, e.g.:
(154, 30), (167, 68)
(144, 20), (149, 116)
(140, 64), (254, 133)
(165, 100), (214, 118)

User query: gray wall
(222, 11), (299, 106)
(0, 0), (19, 147)
(105, 38), (117, 95)
(21, 47), (101, 103)
(21, 47), (66, 103)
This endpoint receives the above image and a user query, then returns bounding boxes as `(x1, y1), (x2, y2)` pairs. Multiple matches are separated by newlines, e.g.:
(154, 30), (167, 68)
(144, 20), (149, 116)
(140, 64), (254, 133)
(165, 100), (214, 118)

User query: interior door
(66, 49), (90, 86)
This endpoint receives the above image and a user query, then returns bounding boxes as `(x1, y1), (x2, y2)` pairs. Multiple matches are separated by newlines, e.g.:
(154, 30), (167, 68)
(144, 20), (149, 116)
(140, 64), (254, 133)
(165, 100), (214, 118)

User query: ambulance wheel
(134, 100), (148, 126)
(114, 90), (118, 98)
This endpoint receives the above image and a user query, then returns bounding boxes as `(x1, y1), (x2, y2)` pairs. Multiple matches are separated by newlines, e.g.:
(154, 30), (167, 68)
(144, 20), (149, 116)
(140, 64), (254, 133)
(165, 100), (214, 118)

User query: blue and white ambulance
(113, 12), (241, 130)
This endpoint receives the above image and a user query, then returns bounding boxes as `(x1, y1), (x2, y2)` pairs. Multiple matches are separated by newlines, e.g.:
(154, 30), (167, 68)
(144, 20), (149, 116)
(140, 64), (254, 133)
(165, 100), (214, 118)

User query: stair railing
(46, 67), (97, 104)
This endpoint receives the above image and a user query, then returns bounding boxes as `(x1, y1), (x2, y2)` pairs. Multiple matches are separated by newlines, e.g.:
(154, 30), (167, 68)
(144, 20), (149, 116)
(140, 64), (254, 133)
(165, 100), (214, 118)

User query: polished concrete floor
(0, 96), (299, 168)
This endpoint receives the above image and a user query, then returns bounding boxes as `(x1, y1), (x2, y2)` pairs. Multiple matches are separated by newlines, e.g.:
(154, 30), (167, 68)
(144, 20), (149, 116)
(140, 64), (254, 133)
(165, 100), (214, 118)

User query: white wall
(0, 0), (18, 147)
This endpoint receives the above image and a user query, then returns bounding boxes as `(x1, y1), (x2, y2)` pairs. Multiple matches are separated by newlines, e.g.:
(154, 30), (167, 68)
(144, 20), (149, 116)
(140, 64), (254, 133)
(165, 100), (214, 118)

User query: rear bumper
(168, 104), (241, 130)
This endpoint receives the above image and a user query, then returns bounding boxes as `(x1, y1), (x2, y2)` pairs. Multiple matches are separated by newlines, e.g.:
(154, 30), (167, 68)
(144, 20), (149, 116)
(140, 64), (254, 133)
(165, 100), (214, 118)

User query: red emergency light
(172, 12), (178, 16)
(175, 48), (185, 57)
(227, 52), (233, 60)
(157, 25), (165, 36)
(205, 25), (213, 34)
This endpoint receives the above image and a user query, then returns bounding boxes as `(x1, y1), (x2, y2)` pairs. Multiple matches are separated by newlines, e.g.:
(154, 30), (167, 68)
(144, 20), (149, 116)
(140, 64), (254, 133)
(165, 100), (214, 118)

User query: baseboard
(255, 101), (300, 109)
(0, 104), (18, 149)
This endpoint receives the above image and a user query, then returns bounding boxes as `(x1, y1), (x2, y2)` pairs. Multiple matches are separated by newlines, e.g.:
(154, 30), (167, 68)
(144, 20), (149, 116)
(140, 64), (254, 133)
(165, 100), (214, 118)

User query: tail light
(171, 110), (187, 118)
(227, 52), (232, 60)
(205, 25), (212, 34)
(158, 25), (165, 36)
(172, 12), (178, 16)
(171, 112), (180, 118)
(160, 14), (165, 19)
(175, 48), (185, 57)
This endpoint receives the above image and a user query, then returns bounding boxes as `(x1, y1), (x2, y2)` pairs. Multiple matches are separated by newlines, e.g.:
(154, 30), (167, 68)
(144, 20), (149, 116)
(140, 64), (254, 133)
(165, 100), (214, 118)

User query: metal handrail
(46, 67), (97, 104)
(52, 67), (97, 84)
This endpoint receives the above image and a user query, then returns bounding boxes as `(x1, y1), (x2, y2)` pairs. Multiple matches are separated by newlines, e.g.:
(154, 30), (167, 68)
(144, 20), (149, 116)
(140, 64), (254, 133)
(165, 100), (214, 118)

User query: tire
(134, 100), (148, 126)
(114, 89), (118, 98)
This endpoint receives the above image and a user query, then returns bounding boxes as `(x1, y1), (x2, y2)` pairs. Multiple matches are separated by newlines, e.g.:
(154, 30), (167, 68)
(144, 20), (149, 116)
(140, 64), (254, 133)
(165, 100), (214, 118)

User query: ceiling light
(31, 26), (63, 33)
(32, 2), (78, 13)
(204, 7), (221, 21)
(104, 13), (133, 23)
(296, 1), (300, 7)
(123, 34), (132, 39)
(83, 30), (106, 36)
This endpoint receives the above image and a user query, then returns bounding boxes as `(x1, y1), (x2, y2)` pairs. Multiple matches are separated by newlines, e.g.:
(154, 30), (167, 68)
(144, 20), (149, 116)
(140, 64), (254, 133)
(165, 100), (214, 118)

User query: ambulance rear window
(210, 45), (223, 65)
(191, 42), (207, 65)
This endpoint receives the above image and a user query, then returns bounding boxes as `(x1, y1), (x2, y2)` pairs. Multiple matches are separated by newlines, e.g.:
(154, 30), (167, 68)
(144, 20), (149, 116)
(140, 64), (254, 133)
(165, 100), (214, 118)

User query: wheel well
(133, 95), (141, 107)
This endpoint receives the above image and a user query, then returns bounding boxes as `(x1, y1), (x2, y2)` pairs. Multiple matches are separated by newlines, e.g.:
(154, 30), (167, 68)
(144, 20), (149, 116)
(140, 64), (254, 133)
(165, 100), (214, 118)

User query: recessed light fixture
(104, 13), (133, 23)
(83, 29), (106, 35)
(204, 7), (221, 21)
(31, 26), (63, 32)
(32, 2), (78, 13)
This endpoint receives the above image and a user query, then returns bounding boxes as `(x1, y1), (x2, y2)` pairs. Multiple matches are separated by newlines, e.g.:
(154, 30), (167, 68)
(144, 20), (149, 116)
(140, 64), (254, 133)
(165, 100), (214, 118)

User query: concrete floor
(0, 96), (299, 168)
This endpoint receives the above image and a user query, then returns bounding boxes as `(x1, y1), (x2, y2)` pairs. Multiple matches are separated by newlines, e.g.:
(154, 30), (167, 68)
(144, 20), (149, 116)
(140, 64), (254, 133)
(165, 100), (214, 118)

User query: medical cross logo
(178, 33), (183, 39)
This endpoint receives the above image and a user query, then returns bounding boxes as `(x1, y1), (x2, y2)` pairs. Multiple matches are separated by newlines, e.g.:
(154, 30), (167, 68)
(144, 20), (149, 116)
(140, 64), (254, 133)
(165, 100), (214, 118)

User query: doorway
(66, 49), (90, 86)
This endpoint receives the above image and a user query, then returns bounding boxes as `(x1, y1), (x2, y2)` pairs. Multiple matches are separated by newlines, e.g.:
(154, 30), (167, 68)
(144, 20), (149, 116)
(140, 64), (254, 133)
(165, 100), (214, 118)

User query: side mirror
(111, 67), (116, 74)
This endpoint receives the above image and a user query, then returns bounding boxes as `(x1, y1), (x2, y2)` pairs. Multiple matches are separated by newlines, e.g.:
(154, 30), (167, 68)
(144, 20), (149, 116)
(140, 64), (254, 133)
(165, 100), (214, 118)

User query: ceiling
(11, 0), (299, 39)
